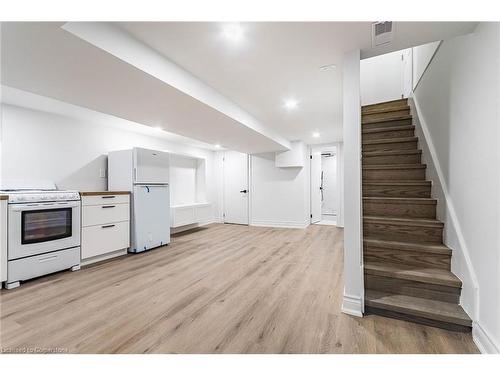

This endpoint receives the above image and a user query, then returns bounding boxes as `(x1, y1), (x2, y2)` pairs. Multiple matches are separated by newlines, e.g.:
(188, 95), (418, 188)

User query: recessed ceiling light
(312, 132), (320, 138)
(214, 144), (221, 149)
(155, 126), (164, 131)
(222, 23), (244, 42)
(283, 99), (299, 110)
(319, 64), (336, 71)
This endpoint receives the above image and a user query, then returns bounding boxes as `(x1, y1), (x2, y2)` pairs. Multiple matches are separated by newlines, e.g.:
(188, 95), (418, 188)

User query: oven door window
(21, 208), (73, 245)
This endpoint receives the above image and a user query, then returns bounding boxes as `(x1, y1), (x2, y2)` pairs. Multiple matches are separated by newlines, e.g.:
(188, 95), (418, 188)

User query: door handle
(240, 189), (248, 193)
(102, 224), (116, 229)
(102, 205), (116, 209)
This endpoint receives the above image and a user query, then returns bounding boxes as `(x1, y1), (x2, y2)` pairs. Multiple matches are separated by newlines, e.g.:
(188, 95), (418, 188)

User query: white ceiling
(118, 22), (477, 144)
(1, 21), (477, 152)
(1, 22), (289, 154)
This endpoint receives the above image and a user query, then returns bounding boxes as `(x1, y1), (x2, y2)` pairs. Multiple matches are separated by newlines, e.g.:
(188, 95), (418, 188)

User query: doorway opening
(310, 144), (340, 226)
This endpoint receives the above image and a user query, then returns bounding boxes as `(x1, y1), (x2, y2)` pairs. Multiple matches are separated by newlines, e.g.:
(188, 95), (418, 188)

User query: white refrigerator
(108, 147), (170, 253)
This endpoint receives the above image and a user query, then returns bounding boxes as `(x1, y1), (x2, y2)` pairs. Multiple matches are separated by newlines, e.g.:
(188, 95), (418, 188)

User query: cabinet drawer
(8, 247), (80, 283)
(81, 221), (130, 260)
(82, 194), (130, 206)
(82, 203), (130, 227)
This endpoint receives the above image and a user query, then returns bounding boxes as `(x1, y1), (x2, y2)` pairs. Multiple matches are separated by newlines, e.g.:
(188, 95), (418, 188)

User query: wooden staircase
(361, 98), (472, 332)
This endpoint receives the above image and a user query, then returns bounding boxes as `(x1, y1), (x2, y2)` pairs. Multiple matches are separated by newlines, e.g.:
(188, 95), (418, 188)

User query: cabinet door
(133, 148), (170, 184)
(81, 222), (130, 259)
(132, 185), (170, 251)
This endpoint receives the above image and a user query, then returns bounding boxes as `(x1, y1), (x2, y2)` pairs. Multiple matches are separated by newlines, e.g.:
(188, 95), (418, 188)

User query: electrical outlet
(99, 168), (107, 178)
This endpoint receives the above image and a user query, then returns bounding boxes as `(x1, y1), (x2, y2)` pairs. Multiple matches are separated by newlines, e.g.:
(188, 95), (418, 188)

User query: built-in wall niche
(169, 153), (211, 228)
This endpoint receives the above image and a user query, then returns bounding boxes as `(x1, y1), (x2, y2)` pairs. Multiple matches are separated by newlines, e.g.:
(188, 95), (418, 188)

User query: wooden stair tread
(364, 261), (461, 287)
(364, 237), (451, 255)
(362, 98), (408, 110)
(362, 105), (410, 116)
(363, 149), (422, 157)
(363, 197), (436, 204)
(362, 164), (426, 170)
(365, 289), (471, 327)
(363, 215), (444, 228)
(363, 180), (431, 186)
(362, 125), (414, 134)
(362, 115), (412, 125)
(362, 136), (417, 145)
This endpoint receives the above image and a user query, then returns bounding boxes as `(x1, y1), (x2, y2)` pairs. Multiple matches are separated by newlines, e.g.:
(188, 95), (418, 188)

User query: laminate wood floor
(0, 224), (478, 354)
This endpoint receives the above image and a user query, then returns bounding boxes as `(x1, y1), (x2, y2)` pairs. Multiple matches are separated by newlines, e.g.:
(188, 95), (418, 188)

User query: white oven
(8, 200), (81, 260)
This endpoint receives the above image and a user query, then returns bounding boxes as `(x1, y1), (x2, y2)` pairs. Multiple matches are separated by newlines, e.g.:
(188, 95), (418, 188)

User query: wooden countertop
(0, 195), (8, 200)
(80, 191), (130, 196)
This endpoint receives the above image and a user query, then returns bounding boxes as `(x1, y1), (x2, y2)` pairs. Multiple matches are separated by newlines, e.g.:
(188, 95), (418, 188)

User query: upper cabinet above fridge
(108, 148), (170, 191)
(133, 148), (170, 185)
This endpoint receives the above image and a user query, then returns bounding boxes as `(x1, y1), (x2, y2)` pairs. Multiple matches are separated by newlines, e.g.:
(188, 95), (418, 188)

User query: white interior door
(310, 150), (322, 223)
(223, 151), (249, 225)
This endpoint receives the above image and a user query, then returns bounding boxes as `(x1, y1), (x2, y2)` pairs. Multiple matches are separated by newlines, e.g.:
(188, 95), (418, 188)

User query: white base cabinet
(170, 203), (212, 228)
(81, 193), (130, 265)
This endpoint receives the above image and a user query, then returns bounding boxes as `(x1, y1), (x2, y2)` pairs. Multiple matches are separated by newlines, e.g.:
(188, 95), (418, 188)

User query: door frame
(222, 151), (250, 225)
(310, 143), (342, 226)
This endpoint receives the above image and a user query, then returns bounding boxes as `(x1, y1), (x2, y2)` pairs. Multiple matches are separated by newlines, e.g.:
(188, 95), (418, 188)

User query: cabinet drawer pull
(102, 205), (116, 209)
(101, 224), (116, 229)
(102, 196), (116, 199)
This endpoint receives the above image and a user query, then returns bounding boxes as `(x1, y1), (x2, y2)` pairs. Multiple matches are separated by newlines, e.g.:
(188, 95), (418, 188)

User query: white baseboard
(212, 216), (224, 224)
(341, 293), (363, 317)
(473, 322), (500, 354)
(250, 219), (310, 229)
(170, 218), (219, 234)
(81, 248), (128, 266)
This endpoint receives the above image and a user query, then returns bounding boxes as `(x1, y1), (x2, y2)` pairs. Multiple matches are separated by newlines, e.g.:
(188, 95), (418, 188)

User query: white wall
(360, 49), (406, 105)
(1, 104), (221, 221)
(342, 49), (364, 317)
(413, 22), (500, 353)
(169, 155), (198, 205)
(412, 40), (441, 90)
(250, 143), (310, 229)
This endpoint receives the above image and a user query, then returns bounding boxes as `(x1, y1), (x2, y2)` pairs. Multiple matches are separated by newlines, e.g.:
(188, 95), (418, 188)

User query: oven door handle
(10, 201), (81, 211)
